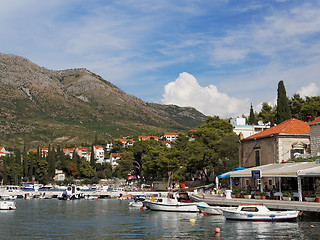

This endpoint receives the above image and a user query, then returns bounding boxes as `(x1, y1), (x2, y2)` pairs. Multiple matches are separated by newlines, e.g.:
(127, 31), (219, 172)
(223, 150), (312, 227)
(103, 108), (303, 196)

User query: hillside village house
(114, 139), (134, 148)
(107, 153), (121, 168)
(164, 133), (179, 142)
(231, 117), (271, 138)
(63, 148), (74, 159)
(138, 136), (159, 141)
(0, 147), (6, 157)
(76, 147), (91, 162)
(309, 116), (320, 157)
(93, 145), (105, 164)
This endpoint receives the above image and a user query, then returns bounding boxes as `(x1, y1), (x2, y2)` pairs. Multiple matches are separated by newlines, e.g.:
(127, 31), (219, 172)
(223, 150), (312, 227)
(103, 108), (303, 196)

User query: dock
(190, 192), (320, 217)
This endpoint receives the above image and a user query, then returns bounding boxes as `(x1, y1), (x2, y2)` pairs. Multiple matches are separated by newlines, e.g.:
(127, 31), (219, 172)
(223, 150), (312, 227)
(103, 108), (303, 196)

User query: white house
(63, 148), (74, 159)
(76, 147), (91, 162)
(93, 145), (105, 164)
(107, 153), (121, 168)
(0, 147), (6, 157)
(164, 133), (179, 142)
(231, 117), (270, 139)
(138, 136), (159, 141)
(114, 139), (134, 148)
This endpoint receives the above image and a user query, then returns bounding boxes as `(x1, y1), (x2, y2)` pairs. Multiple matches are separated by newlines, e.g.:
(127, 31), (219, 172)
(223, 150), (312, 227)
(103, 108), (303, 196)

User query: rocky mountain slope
(0, 53), (206, 147)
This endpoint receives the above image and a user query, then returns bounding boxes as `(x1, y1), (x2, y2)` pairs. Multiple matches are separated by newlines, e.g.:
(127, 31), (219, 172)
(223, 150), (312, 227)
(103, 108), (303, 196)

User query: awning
(218, 167), (245, 178)
(229, 162), (320, 178)
(298, 165), (320, 176)
(262, 162), (318, 177)
(229, 164), (277, 178)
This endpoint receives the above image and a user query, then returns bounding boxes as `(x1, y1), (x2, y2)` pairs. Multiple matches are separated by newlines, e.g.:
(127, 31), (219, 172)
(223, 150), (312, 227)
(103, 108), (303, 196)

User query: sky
(1, 0), (320, 118)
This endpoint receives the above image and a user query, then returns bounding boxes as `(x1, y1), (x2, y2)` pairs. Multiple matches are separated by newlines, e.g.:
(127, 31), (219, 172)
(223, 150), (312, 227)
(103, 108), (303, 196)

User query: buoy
(120, 198), (123, 200)
(96, 198), (98, 200)
(215, 226), (220, 233)
(140, 206), (144, 211)
(311, 225), (315, 228)
(189, 219), (196, 223)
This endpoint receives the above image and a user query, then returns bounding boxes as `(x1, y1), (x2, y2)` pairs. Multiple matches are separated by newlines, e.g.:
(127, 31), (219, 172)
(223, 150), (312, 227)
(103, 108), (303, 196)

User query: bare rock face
(0, 53), (206, 146)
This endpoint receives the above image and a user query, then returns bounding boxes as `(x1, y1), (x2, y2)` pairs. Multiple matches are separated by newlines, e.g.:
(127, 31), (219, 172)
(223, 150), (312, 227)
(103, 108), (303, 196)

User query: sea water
(0, 199), (319, 239)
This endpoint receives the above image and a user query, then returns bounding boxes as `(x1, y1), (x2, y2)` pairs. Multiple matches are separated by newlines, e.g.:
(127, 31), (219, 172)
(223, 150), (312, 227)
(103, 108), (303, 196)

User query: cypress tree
(23, 143), (28, 181)
(90, 145), (96, 167)
(248, 104), (256, 125)
(275, 80), (291, 124)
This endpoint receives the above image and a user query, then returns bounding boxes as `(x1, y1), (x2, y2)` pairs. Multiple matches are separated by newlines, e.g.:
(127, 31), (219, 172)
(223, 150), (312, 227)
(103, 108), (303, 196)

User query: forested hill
(0, 53), (206, 148)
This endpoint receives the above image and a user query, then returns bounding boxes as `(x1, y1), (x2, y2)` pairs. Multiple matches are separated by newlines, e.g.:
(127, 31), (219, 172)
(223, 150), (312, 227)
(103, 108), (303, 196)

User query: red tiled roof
(111, 153), (121, 157)
(309, 116), (320, 124)
(245, 118), (310, 139)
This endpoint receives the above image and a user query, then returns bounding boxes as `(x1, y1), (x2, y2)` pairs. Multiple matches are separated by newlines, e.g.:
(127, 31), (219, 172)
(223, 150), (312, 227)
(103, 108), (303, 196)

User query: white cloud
(162, 72), (250, 118)
(298, 83), (320, 98)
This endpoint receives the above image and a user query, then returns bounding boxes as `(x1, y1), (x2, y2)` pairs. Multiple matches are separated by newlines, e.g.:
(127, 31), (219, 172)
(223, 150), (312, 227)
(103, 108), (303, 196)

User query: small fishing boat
(196, 202), (237, 216)
(0, 201), (16, 210)
(143, 192), (199, 212)
(221, 205), (300, 221)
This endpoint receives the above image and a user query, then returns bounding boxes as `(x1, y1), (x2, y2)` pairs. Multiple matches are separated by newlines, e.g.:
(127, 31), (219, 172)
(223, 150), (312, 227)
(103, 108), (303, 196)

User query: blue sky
(1, 0), (320, 117)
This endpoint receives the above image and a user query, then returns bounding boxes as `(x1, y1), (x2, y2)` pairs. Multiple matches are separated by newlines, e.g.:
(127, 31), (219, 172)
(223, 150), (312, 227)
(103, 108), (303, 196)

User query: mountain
(0, 53), (206, 148)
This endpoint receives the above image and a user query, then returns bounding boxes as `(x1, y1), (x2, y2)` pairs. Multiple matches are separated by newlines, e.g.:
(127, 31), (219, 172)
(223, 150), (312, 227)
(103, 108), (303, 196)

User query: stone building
(309, 116), (320, 157)
(239, 118), (310, 168)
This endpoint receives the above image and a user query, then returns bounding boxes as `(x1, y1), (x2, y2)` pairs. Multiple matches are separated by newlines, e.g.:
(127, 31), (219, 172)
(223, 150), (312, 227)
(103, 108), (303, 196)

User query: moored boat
(0, 201), (16, 210)
(221, 204), (300, 221)
(144, 192), (199, 212)
(196, 202), (237, 216)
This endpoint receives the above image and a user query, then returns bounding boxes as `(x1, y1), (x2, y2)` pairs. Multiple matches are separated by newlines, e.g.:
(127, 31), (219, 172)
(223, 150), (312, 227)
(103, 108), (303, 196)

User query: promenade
(190, 192), (320, 217)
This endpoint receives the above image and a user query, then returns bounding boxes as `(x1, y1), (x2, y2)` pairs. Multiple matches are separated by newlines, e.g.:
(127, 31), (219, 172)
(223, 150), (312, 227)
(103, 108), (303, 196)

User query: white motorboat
(58, 186), (83, 200)
(196, 202), (237, 216)
(129, 200), (144, 207)
(0, 195), (17, 200)
(221, 205), (300, 221)
(143, 192), (199, 212)
(0, 201), (16, 210)
(85, 194), (99, 200)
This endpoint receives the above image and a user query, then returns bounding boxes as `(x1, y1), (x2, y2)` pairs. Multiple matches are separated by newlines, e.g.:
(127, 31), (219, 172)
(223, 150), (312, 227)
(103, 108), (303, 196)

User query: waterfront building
(309, 116), (320, 157)
(239, 118), (310, 169)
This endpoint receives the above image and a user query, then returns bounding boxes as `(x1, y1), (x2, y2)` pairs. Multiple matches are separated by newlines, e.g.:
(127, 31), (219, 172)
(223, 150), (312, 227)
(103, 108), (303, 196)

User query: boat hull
(0, 201), (16, 210)
(144, 200), (199, 212)
(222, 209), (300, 221)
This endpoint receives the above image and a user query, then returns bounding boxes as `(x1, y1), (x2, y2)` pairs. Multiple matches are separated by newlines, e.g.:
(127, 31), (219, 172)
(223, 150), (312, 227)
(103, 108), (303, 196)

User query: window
(255, 150), (260, 166)
(245, 179), (249, 186)
(268, 179), (272, 186)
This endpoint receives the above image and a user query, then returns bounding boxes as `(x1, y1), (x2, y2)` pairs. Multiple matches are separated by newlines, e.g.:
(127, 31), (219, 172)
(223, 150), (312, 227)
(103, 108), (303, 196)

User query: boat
(57, 186), (83, 200)
(0, 195), (17, 200)
(0, 201), (16, 210)
(221, 204), (300, 221)
(143, 192), (199, 212)
(196, 202), (237, 216)
(128, 195), (145, 207)
(85, 194), (99, 200)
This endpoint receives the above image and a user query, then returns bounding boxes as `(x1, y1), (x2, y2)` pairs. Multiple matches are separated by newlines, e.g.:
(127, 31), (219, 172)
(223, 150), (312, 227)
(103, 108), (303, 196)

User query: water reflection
(0, 199), (319, 240)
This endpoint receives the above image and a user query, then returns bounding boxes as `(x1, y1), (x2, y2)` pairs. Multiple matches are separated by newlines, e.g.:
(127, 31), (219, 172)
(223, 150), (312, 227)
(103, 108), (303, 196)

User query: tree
(289, 94), (305, 120)
(90, 145), (95, 167)
(192, 116), (238, 183)
(257, 102), (275, 125)
(275, 80), (291, 124)
(79, 160), (96, 179)
(248, 104), (256, 125)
